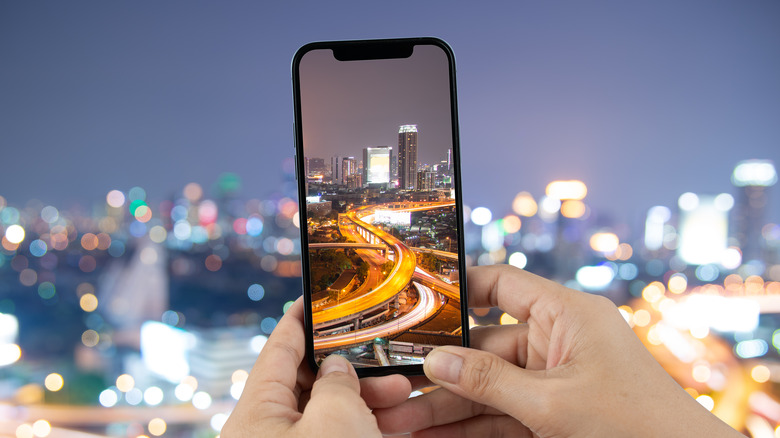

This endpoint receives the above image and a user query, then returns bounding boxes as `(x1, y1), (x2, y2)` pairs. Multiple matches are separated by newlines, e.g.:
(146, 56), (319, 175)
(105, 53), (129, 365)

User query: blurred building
(731, 160), (777, 264)
(677, 193), (733, 266)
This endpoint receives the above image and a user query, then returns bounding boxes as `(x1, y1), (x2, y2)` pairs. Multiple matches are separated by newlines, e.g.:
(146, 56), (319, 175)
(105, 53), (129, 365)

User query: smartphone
(292, 38), (469, 377)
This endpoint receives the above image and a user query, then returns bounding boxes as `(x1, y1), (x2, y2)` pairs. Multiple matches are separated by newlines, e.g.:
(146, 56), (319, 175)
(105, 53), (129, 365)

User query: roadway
(311, 207), (416, 327)
(310, 200), (460, 351)
(313, 282), (441, 351)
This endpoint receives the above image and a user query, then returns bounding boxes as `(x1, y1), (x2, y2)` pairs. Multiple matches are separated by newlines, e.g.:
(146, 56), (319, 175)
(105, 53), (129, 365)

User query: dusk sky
(298, 43), (452, 166)
(1, 1), (779, 227)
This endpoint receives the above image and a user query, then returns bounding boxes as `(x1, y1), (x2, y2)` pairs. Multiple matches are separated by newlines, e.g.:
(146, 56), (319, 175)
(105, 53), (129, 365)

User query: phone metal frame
(292, 37), (469, 377)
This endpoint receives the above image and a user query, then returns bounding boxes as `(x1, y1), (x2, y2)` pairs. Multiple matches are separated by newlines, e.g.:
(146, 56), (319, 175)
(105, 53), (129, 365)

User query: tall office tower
(398, 125), (418, 190)
(389, 147), (397, 183)
(447, 149), (452, 174)
(363, 146), (391, 187)
(341, 157), (356, 185)
(330, 156), (342, 184)
(731, 160), (777, 263)
(417, 170), (436, 191)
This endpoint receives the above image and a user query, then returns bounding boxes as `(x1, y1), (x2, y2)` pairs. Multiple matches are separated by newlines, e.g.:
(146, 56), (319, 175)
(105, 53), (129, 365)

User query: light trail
(313, 282), (440, 350)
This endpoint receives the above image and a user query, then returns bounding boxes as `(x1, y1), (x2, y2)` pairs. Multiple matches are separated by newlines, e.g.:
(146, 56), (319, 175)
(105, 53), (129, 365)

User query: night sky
(1, 1), (779, 227)
(298, 43), (452, 166)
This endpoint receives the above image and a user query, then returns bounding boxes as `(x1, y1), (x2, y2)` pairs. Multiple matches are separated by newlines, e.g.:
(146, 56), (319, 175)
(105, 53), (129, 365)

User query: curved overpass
(311, 207), (416, 328)
(313, 281), (442, 352)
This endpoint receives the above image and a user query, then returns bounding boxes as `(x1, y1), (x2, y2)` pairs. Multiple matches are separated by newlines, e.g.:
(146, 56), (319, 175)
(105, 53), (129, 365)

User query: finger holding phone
(375, 265), (744, 438)
(221, 298), (411, 438)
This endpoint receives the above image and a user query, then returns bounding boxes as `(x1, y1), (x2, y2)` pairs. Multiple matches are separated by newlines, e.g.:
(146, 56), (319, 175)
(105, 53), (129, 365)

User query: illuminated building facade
(398, 125), (418, 190)
(363, 146), (391, 187)
(417, 170), (435, 191)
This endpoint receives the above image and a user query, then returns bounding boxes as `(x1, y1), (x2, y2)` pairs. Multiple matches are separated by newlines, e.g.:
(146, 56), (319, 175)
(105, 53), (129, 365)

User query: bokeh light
(470, 207), (492, 226)
(106, 190), (126, 208)
(44, 373), (63, 392)
(546, 180), (587, 200)
(590, 232), (619, 254)
(5, 224), (25, 244)
(116, 374), (135, 392)
(32, 420), (51, 438)
(148, 418), (166, 436)
(512, 191), (538, 217)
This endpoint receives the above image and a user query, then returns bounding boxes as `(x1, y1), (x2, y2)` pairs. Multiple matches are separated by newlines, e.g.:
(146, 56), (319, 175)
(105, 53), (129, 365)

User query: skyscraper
(398, 125), (418, 190)
(731, 159), (777, 263)
(330, 156), (342, 184)
(363, 146), (391, 187)
(342, 157), (356, 185)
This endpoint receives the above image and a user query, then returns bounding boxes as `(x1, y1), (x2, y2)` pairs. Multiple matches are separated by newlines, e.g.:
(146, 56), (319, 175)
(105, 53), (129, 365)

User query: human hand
(376, 265), (742, 437)
(222, 298), (412, 438)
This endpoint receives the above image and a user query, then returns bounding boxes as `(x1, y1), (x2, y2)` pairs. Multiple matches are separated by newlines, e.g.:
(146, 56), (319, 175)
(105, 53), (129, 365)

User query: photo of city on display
(298, 45), (464, 367)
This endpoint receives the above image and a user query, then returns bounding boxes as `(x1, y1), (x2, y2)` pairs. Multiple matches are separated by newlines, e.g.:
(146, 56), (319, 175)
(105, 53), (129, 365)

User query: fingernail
(319, 355), (350, 376)
(425, 349), (463, 384)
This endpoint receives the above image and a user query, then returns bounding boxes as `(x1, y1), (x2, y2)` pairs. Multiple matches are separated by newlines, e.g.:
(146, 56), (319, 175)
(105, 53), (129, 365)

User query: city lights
(576, 264), (615, 291)
(470, 207), (492, 226)
(0, 343), (22, 366)
(44, 373), (63, 392)
(0, 154), (778, 438)
(5, 224), (25, 244)
(560, 199), (586, 218)
(148, 418), (167, 436)
(512, 191), (538, 216)
(732, 160), (777, 187)
(590, 232), (619, 254)
(545, 180), (587, 200)
(508, 252), (528, 269)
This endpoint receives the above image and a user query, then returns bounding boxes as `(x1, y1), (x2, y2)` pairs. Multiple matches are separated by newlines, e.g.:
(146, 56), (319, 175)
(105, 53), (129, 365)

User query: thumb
(303, 355), (378, 437)
(308, 354), (364, 406)
(423, 346), (544, 421)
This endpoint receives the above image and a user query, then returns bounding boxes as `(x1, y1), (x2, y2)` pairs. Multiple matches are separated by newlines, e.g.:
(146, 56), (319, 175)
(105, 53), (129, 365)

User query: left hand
(222, 298), (412, 438)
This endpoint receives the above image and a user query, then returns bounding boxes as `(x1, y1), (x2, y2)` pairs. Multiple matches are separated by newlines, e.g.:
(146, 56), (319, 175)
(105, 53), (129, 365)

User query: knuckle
(462, 353), (500, 399)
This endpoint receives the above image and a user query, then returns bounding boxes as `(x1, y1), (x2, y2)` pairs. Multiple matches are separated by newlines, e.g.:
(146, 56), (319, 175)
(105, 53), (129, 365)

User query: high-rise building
(731, 160), (777, 263)
(342, 157), (356, 185)
(398, 125), (418, 190)
(389, 146), (397, 184)
(307, 158), (326, 175)
(417, 170), (435, 191)
(330, 156), (342, 184)
(363, 146), (391, 187)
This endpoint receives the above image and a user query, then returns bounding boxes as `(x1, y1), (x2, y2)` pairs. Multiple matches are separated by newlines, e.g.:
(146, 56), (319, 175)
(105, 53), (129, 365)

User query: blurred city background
(1, 1), (779, 437)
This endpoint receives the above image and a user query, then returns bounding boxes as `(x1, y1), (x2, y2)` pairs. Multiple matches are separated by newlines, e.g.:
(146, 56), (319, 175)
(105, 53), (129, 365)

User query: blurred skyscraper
(731, 160), (777, 264)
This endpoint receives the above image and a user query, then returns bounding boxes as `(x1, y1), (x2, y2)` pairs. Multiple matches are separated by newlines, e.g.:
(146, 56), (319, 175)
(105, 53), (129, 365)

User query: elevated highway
(311, 200), (461, 352)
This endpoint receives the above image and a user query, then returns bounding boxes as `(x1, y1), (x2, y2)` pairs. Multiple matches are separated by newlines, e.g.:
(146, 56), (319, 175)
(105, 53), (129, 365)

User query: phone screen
(293, 39), (468, 375)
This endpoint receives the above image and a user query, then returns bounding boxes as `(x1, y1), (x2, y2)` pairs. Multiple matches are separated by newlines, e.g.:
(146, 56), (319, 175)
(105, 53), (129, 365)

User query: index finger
(466, 265), (572, 323)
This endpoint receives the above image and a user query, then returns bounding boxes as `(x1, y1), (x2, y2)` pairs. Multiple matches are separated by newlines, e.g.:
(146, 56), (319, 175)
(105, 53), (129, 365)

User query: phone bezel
(291, 37), (469, 377)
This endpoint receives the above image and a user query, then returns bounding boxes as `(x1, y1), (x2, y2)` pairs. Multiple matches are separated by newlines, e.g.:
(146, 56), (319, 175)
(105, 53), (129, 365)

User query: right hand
(376, 264), (742, 437)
